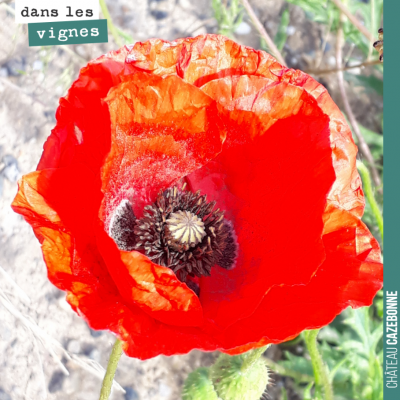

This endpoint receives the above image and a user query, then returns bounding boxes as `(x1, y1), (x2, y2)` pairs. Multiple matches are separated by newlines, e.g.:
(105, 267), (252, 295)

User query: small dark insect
(373, 28), (383, 62)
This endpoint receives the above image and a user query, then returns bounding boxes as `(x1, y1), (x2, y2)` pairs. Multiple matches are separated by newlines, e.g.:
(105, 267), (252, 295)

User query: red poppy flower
(12, 35), (382, 360)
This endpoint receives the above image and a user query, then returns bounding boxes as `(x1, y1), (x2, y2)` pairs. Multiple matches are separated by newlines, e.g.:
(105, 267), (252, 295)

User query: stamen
(109, 200), (136, 251)
(110, 186), (238, 284)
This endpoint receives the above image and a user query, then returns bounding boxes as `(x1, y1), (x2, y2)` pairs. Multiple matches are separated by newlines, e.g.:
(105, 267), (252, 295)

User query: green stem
(304, 330), (334, 400)
(99, 0), (123, 47)
(241, 345), (269, 372)
(99, 339), (123, 400)
(357, 160), (384, 239)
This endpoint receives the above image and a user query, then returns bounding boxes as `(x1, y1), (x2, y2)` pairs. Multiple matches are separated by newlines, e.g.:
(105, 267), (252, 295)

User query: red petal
(11, 163), (101, 240)
(37, 47), (136, 172)
(125, 38), (186, 76)
(217, 210), (382, 349)
(178, 36), (265, 87)
(95, 222), (204, 327)
(126, 35), (267, 87)
(100, 72), (226, 228)
(11, 165), (125, 324)
(186, 83), (336, 329)
(222, 338), (277, 356)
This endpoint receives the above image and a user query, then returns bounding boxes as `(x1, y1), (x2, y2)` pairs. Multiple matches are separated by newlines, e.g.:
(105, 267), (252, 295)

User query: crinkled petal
(96, 222), (204, 327)
(186, 84), (335, 329)
(101, 72), (226, 228)
(11, 165), (124, 321)
(11, 163), (102, 241)
(125, 38), (187, 76)
(127, 35), (364, 219)
(127, 35), (267, 87)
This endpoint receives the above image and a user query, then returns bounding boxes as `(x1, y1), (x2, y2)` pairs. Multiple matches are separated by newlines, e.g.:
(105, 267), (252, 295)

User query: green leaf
(286, 0), (331, 24)
(212, 0), (243, 38)
(319, 325), (341, 345)
(371, 325), (384, 353)
(344, 115), (383, 161)
(274, 8), (290, 52)
(281, 386), (288, 400)
(329, 357), (349, 383)
(339, 340), (367, 355)
(303, 382), (314, 400)
(278, 305), (384, 400)
(344, 73), (383, 97)
(358, 126), (383, 160)
(281, 351), (314, 377)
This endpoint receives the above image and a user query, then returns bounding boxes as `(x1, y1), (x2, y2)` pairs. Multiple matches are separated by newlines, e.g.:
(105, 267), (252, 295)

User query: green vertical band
(384, 1), (400, 398)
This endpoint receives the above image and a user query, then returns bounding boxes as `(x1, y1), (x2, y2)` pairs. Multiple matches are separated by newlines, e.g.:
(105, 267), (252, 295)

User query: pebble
(6, 58), (25, 76)
(0, 324), (12, 341)
(235, 21), (251, 35)
(0, 389), (11, 400)
(48, 371), (66, 393)
(159, 382), (172, 398)
(124, 387), (139, 400)
(88, 348), (101, 363)
(32, 60), (43, 71)
(286, 25), (296, 36)
(89, 328), (104, 338)
(150, 10), (168, 20)
(76, 46), (86, 57)
(67, 339), (82, 354)
(328, 55), (337, 66)
(1, 155), (20, 183)
(296, 345), (304, 354)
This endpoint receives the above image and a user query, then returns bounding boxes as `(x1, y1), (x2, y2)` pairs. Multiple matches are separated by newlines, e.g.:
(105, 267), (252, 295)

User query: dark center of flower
(109, 185), (238, 283)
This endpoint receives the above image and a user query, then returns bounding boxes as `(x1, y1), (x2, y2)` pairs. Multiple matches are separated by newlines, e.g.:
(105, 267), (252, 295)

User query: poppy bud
(182, 367), (220, 400)
(209, 353), (269, 400)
